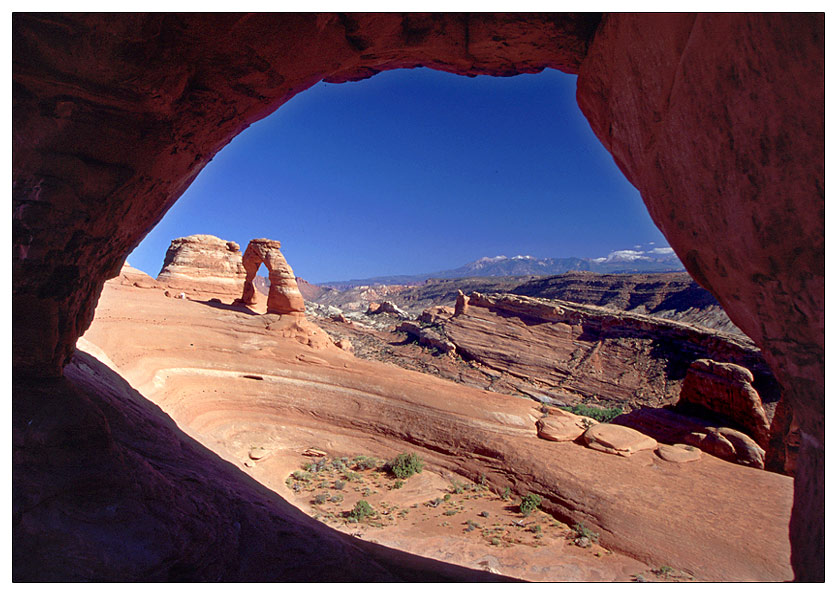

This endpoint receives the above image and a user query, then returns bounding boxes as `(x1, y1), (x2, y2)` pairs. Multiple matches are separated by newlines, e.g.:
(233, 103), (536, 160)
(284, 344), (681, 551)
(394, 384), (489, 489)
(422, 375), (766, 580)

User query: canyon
(13, 13), (823, 582)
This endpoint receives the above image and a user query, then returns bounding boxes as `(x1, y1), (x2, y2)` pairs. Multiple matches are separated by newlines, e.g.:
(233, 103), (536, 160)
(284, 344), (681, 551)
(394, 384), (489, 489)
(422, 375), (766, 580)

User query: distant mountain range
(322, 246), (685, 289)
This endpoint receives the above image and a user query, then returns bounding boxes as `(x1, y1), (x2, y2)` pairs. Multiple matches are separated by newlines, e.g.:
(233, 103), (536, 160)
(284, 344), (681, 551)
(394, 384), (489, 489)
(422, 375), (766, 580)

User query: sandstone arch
(12, 13), (823, 580)
(239, 238), (305, 314)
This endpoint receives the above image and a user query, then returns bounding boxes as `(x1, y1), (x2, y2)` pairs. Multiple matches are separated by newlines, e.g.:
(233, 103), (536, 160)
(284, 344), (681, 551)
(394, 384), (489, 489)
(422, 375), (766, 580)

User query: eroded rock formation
(432, 292), (779, 415)
(583, 423), (658, 457)
(240, 239), (305, 315)
(615, 407), (767, 469)
(118, 262), (160, 289)
(157, 235), (247, 296)
(679, 359), (771, 448)
(12, 13), (823, 580)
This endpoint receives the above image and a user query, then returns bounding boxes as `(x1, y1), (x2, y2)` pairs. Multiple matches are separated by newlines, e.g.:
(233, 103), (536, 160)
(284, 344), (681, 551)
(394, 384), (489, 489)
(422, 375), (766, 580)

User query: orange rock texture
(239, 238), (306, 315)
(157, 234), (247, 296)
(12, 13), (823, 580)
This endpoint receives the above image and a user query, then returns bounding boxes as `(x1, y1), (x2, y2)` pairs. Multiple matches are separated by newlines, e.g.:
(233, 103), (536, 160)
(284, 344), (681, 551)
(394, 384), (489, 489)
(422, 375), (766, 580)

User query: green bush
(292, 470), (313, 482)
(352, 455), (380, 471)
(386, 453), (424, 479)
(348, 500), (375, 522)
(572, 522), (600, 547)
(519, 493), (542, 516)
(559, 404), (623, 423)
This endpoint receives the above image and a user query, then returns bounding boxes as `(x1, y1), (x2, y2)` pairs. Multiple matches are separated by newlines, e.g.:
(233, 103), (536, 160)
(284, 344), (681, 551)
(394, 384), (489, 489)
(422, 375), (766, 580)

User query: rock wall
(436, 292), (779, 419)
(156, 234), (247, 296)
(12, 13), (823, 580)
(576, 15), (823, 578)
(678, 359), (771, 448)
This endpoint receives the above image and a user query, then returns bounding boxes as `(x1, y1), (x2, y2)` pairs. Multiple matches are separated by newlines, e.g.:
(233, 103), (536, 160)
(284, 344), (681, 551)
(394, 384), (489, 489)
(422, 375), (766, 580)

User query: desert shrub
(386, 453), (424, 479)
(348, 500), (375, 522)
(501, 487), (511, 501)
(333, 480), (346, 490)
(449, 480), (465, 494)
(559, 404), (623, 423)
(352, 455), (380, 471)
(392, 479), (404, 490)
(572, 522), (600, 547)
(292, 470), (313, 482)
(330, 494), (344, 504)
(344, 471), (362, 483)
(519, 493), (542, 516)
(313, 493), (329, 505)
(654, 565), (674, 579)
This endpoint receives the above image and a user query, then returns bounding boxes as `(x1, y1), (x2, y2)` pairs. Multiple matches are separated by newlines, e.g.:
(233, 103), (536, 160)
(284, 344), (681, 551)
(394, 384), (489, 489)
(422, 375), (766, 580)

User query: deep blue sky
(128, 67), (669, 283)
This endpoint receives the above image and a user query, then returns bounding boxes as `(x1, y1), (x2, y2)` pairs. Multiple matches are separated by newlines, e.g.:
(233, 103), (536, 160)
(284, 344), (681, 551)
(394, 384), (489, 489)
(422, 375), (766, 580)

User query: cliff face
(428, 292), (778, 413)
(156, 235), (247, 296)
(343, 272), (742, 334)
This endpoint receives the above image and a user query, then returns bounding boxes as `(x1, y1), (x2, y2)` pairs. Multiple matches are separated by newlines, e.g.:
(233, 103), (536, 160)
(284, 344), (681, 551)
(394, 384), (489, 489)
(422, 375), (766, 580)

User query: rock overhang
(12, 12), (824, 581)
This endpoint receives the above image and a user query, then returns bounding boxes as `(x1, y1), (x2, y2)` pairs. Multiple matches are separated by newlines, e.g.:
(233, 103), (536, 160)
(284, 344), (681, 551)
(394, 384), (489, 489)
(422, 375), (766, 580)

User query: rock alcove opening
(129, 67), (670, 288)
(13, 13), (823, 581)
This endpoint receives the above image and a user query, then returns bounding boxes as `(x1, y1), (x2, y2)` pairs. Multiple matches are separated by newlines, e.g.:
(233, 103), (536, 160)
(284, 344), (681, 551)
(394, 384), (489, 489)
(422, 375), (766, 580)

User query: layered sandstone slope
(13, 348), (504, 582)
(78, 281), (793, 581)
(157, 234), (247, 296)
(330, 272), (740, 333)
(407, 293), (778, 416)
(514, 272), (740, 333)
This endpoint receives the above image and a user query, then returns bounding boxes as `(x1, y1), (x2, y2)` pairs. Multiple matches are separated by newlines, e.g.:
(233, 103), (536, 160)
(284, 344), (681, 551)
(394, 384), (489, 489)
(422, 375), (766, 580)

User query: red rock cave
(12, 13), (823, 581)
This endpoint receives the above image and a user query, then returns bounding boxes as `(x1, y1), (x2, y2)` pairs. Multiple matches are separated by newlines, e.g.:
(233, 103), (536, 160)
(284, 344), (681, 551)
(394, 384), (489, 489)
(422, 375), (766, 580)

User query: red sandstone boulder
(396, 321), (457, 355)
(679, 358), (771, 447)
(536, 409), (596, 442)
(582, 423), (657, 457)
(418, 305), (454, 325)
(656, 443), (702, 463)
(683, 427), (765, 469)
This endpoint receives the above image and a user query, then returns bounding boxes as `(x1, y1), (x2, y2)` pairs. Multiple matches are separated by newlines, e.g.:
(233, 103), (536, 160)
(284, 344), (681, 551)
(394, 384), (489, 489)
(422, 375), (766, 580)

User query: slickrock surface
(240, 239), (305, 315)
(156, 235), (246, 296)
(63, 280), (794, 581)
(318, 291), (790, 472)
